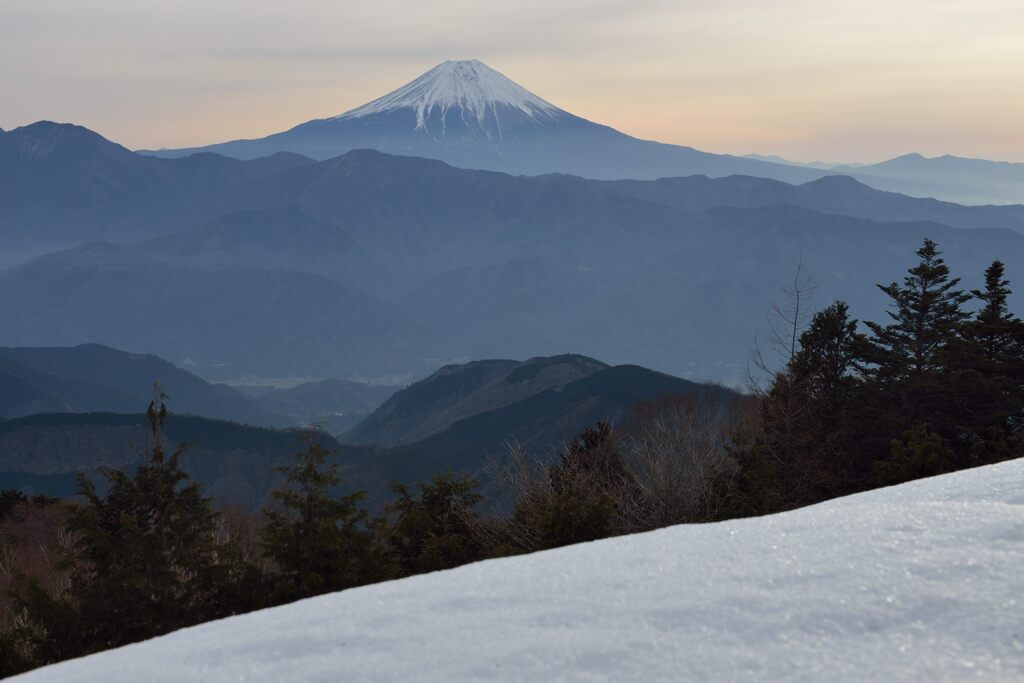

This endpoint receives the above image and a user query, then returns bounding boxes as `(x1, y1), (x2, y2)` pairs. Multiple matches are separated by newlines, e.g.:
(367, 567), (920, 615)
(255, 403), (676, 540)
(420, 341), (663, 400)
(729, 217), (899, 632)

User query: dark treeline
(1, 239), (1021, 676)
(726, 239), (1023, 516)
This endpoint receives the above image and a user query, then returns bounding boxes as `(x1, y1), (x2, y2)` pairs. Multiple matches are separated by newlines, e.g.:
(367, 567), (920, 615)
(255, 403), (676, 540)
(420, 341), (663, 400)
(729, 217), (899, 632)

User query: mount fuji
(142, 59), (825, 183)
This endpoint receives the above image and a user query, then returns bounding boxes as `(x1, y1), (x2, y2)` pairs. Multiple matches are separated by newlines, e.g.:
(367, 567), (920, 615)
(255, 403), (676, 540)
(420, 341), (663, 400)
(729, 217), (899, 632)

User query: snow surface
(334, 59), (564, 131)
(15, 459), (1024, 682)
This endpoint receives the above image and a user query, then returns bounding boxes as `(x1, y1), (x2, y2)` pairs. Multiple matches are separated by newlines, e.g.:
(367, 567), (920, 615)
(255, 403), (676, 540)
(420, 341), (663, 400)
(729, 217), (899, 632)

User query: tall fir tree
(954, 261), (1024, 462)
(9, 385), (229, 665)
(724, 302), (865, 516)
(863, 239), (971, 380)
(965, 261), (1024, 379)
(260, 434), (390, 603)
(861, 239), (971, 473)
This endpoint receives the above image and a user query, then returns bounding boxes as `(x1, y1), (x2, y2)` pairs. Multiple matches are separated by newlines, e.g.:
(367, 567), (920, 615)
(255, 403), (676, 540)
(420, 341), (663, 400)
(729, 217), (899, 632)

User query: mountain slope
(597, 173), (1024, 232)
(375, 363), (736, 485)
(832, 153), (1024, 206)
(140, 60), (827, 185)
(0, 253), (424, 379)
(0, 344), (290, 427)
(346, 354), (609, 445)
(0, 356), (73, 417)
(0, 121), (314, 266)
(17, 458), (1024, 682)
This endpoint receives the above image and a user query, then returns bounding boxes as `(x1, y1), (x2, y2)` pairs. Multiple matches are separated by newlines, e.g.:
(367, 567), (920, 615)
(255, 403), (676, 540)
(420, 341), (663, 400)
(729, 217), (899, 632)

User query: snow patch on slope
(15, 459), (1024, 682)
(334, 59), (564, 133)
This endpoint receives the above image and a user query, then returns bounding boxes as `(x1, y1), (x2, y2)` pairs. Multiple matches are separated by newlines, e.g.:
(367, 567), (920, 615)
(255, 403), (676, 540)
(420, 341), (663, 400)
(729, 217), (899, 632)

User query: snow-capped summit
(334, 59), (564, 136)
(140, 60), (825, 187)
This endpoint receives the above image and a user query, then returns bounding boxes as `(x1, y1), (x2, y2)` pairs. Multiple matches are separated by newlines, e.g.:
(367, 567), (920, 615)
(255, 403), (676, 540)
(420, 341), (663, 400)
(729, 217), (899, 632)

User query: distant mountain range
(0, 121), (313, 266)
(0, 344), (288, 426)
(0, 344), (398, 434)
(134, 59), (1024, 205)
(0, 355), (727, 508)
(1, 130), (1022, 383)
(829, 153), (1024, 207)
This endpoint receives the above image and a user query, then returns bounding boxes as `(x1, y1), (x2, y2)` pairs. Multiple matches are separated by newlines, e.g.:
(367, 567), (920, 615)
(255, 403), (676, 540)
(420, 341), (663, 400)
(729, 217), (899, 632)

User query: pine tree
(790, 301), (862, 400)
(968, 261), (1024, 370)
(788, 301), (868, 492)
(384, 472), (484, 575)
(859, 239), (971, 469)
(873, 424), (955, 485)
(955, 261), (1024, 462)
(864, 239), (971, 380)
(9, 385), (227, 664)
(260, 434), (388, 603)
(725, 302), (865, 514)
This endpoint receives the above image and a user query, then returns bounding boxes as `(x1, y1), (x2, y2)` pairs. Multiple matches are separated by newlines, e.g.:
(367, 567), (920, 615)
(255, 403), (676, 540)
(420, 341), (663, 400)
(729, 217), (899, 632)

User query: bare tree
(745, 255), (820, 505)
(748, 254), (818, 390)
(620, 391), (752, 529)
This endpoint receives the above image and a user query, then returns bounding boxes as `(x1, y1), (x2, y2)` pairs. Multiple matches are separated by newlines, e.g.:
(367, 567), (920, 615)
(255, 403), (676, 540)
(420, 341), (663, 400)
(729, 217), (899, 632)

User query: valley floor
(14, 459), (1024, 682)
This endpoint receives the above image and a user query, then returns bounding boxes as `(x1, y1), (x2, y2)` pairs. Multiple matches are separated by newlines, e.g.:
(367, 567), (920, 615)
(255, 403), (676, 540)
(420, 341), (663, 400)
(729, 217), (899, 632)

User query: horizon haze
(3, 0), (1023, 163)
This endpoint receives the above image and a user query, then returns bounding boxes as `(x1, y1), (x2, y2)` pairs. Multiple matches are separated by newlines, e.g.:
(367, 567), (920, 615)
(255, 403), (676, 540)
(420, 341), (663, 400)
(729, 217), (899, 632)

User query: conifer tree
(873, 424), (955, 485)
(725, 302), (864, 515)
(521, 422), (632, 549)
(968, 261), (1024, 370)
(788, 301), (867, 490)
(10, 385), (227, 664)
(864, 239), (971, 380)
(955, 261), (1024, 462)
(260, 434), (387, 603)
(860, 239), (971, 470)
(384, 472), (484, 575)
(790, 301), (862, 399)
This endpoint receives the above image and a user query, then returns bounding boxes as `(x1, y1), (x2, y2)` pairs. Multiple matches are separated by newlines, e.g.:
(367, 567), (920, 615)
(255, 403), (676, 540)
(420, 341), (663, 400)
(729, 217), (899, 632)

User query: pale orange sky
(2, 0), (1022, 163)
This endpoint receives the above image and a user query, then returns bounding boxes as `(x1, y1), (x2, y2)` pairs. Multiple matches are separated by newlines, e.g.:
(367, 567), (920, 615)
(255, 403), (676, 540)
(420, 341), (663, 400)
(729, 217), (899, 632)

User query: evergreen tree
(788, 301), (867, 492)
(384, 472), (484, 575)
(9, 385), (228, 665)
(514, 422), (633, 549)
(954, 261), (1024, 462)
(260, 434), (388, 603)
(860, 239), (970, 470)
(864, 239), (971, 381)
(970, 261), (1022, 366)
(873, 424), (956, 485)
(723, 302), (865, 515)
(790, 302), (862, 400)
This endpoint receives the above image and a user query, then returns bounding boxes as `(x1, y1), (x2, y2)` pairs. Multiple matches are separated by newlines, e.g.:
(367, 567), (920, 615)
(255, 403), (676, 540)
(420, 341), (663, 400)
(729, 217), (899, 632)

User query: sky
(2, 0), (1022, 163)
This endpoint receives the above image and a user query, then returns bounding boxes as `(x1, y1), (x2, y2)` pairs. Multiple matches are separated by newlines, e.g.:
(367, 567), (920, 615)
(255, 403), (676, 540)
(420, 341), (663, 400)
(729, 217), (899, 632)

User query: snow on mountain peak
(334, 59), (564, 131)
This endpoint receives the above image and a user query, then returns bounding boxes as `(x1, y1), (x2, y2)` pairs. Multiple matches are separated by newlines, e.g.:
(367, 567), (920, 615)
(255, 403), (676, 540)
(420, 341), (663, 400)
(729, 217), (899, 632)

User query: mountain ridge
(132, 59), (1024, 204)
(3, 145), (1024, 383)
(0, 344), (291, 427)
(346, 354), (609, 446)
